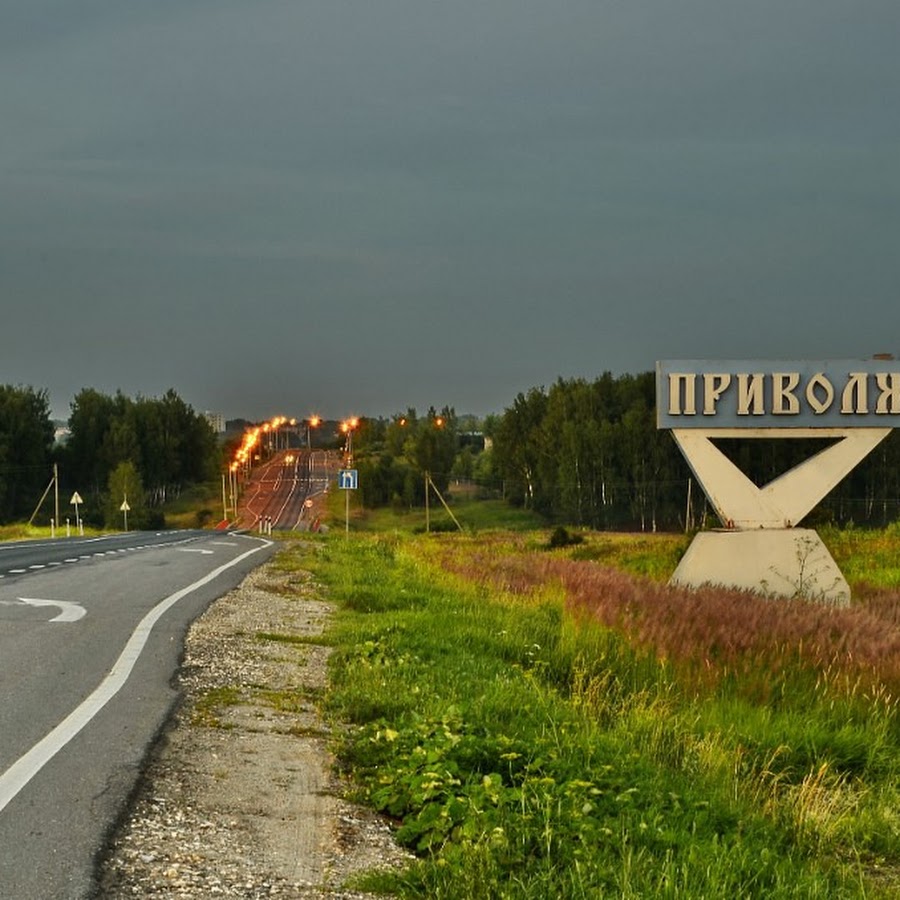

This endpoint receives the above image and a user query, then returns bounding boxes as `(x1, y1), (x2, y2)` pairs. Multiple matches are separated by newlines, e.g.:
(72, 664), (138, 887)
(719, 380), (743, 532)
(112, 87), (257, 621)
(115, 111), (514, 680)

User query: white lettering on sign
(659, 365), (900, 425)
(876, 373), (900, 414)
(805, 373), (834, 415)
(737, 373), (765, 416)
(668, 373), (696, 416)
(841, 373), (868, 414)
(702, 373), (731, 415)
(772, 373), (801, 415)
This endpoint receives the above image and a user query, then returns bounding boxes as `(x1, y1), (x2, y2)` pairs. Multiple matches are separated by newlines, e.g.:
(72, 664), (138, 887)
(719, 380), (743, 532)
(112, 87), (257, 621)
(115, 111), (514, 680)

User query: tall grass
(428, 535), (900, 700)
(289, 532), (900, 898)
(824, 523), (900, 590)
(332, 495), (548, 535)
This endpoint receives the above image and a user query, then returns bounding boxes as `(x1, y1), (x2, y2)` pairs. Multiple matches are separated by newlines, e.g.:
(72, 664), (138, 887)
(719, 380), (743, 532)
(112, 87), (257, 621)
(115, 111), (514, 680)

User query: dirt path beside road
(97, 545), (411, 898)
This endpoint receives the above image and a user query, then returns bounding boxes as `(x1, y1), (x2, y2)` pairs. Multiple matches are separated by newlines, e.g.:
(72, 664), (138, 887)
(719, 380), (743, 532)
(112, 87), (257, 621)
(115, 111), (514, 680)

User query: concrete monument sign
(657, 360), (900, 605)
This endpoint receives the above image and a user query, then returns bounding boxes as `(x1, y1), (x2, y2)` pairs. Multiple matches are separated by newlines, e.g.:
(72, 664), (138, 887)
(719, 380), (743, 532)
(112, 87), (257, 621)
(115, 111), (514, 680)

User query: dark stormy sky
(2, 0), (898, 422)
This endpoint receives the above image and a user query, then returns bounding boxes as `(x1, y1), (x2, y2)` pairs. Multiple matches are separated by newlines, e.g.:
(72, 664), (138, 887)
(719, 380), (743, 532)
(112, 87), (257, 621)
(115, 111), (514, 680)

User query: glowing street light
(307, 414), (321, 450)
(340, 417), (359, 463)
(267, 415), (288, 451)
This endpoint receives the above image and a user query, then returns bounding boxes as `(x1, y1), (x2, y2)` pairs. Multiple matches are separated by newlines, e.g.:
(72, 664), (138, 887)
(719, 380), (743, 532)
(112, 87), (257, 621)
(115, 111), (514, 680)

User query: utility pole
(424, 472), (463, 533)
(29, 466), (59, 527)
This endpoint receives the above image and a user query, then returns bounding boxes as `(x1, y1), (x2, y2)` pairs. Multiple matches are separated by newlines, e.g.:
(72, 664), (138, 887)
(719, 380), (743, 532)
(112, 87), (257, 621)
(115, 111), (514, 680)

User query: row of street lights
(225, 414), (326, 524)
(224, 411), (451, 530)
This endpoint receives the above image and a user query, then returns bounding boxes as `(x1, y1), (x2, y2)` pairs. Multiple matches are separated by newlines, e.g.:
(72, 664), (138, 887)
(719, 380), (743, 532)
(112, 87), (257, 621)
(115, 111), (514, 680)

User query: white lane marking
(0, 536), (273, 814)
(17, 598), (87, 623)
(9, 569), (27, 574)
(28, 565), (46, 570)
(177, 548), (214, 555)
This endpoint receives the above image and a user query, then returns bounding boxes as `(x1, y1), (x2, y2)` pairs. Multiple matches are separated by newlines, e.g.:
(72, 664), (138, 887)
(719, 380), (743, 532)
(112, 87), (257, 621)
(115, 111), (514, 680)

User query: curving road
(0, 529), (274, 899)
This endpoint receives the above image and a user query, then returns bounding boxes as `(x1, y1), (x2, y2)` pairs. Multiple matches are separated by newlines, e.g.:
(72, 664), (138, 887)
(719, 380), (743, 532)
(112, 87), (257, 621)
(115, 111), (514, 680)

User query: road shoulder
(97, 544), (412, 898)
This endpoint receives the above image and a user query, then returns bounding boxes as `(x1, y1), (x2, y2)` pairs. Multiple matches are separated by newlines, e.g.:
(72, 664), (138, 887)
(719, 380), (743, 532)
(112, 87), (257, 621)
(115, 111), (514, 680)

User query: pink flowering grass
(427, 536), (900, 704)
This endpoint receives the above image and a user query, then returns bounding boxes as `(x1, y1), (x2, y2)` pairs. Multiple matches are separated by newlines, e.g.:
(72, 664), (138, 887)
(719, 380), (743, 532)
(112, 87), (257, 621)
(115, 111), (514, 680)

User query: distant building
(459, 432), (488, 451)
(204, 412), (226, 434)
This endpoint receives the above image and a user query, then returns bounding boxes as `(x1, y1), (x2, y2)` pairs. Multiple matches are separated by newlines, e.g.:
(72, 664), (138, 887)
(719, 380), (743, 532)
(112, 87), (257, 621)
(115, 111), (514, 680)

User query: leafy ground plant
(296, 533), (900, 899)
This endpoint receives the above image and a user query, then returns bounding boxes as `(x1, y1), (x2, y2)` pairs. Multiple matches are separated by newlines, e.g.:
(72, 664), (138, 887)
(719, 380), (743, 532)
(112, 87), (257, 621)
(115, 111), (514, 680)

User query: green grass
(0, 478), (226, 537)
(564, 530), (691, 581)
(822, 523), (900, 589)
(255, 631), (331, 647)
(191, 685), (242, 729)
(161, 480), (226, 529)
(0, 522), (105, 541)
(283, 533), (900, 899)
(326, 491), (547, 535)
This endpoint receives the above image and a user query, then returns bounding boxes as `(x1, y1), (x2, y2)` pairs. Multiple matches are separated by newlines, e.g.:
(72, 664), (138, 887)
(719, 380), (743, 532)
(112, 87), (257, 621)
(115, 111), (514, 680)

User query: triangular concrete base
(670, 529), (850, 606)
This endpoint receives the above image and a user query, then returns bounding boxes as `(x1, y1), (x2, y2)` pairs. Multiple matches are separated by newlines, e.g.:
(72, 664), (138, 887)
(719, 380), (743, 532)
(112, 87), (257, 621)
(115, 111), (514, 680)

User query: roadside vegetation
(0, 383), (222, 532)
(6, 373), (900, 895)
(278, 525), (900, 898)
(349, 375), (900, 532)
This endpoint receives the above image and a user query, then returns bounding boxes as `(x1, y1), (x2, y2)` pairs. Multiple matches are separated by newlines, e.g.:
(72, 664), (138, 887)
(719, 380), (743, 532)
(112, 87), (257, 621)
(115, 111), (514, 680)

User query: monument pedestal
(669, 529), (850, 606)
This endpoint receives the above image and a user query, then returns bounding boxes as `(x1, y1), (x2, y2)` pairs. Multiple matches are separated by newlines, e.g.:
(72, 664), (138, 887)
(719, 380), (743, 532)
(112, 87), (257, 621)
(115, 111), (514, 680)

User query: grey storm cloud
(2, 0), (898, 420)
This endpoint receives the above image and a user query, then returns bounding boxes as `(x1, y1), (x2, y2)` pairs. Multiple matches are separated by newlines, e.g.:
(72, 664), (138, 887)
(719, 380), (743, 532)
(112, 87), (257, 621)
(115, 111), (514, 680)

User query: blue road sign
(338, 469), (358, 490)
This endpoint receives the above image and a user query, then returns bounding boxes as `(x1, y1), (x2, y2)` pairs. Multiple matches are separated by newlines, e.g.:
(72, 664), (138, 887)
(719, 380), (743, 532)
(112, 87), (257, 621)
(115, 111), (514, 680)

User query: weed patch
(191, 686), (242, 729)
(255, 631), (333, 647)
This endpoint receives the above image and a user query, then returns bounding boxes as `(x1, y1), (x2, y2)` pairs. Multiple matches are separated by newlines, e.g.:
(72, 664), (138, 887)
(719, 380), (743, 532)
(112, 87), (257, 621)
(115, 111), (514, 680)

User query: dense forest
(0, 385), (219, 527)
(0, 385), (56, 524)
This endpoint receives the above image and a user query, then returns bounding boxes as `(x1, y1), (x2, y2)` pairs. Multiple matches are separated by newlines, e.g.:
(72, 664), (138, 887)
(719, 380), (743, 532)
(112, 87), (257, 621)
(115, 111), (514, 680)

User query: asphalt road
(0, 529), (274, 899)
(239, 449), (334, 531)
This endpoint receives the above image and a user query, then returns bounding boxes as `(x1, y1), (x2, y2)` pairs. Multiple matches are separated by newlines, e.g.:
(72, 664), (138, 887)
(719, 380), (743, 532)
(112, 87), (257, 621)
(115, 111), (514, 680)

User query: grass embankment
(327, 490), (548, 534)
(0, 523), (104, 541)
(284, 527), (900, 899)
(161, 481), (226, 529)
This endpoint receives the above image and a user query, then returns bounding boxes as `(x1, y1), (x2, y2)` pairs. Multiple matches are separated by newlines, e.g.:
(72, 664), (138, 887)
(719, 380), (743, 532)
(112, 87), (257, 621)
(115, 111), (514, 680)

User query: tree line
(351, 407), (481, 512)
(355, 372), (900, 531)
(4, 371), (900, 532)
(0, 384), (219, 528)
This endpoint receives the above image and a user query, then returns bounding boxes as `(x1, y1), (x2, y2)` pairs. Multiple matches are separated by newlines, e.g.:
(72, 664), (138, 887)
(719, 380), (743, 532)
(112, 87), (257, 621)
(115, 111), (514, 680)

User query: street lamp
(307, 415), (321, 450)
(340, 417), (359, 463)
(268, 415), (287, 451)
(229, 461), (239, 520)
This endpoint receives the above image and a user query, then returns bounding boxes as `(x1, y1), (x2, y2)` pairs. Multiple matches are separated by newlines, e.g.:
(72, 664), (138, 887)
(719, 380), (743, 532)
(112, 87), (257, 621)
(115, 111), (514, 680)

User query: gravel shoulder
(96, 543), (412, 898)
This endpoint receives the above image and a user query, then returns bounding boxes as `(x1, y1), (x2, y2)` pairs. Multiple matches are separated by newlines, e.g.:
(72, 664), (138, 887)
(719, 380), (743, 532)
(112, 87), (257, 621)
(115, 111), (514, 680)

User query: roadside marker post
(70, 492), (83, 536)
